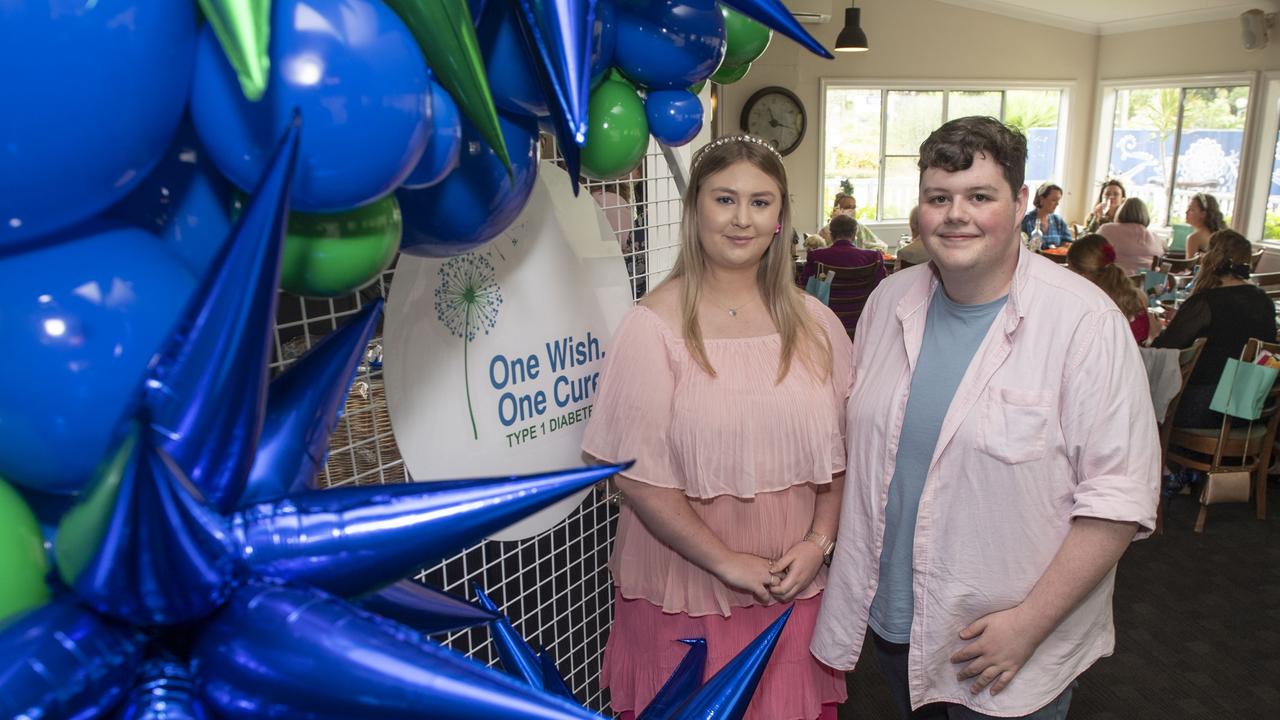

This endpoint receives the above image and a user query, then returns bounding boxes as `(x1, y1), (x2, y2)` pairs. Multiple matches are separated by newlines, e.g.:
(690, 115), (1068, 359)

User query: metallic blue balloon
(589, 0), (618, 89)
(356, 579), (498, 635)
(234, 462), (628, 596)
(645, 90), (704, 146)
(538, 649), (578, 702)
(109, 120), (234, 278)
(146, 120), (300, 513)
(478, 0), (551, 119)
(0, 221), (195, 493)
(193, 582), (606, 719)
(240, 300), (384, 507)
(114, 657), (212, 720)
(475, 584), (544, 689)
(719, 0), (833, 59)
(189, 0), (432, 212)
(402, 80), (465, 189)
(637, 639), (706, 720)
(54, 427), (237, 626)
(516, 0), (596, 144)
(614, 0), (725, 90)
(671, 607), (792, 719)
(0, 0), (196, 248)
(0, 597), (147, 719)
(398, 111), (540, 257)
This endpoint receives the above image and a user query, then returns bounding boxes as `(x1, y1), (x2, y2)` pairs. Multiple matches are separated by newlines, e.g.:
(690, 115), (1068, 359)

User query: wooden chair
(1160, 254), (1202, 275)
(1154, 338), (1206, 534)
(1251, 248), (1265, 271)
(1166, 338), (1280, 532)
(1251, 271), (1280, 300)
(819, 261), (884, 342)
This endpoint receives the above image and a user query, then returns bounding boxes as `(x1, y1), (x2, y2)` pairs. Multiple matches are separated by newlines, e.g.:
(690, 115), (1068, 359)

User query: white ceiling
(930, 0), (1280, 35)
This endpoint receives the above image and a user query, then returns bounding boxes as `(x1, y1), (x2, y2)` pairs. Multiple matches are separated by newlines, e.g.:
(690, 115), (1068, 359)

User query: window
(821, 84), (1067, 225)
(1100, 83), (1250, 228)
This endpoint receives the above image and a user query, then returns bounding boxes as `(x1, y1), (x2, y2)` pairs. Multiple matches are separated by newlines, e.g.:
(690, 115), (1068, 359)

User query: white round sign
(384, 163), (634, 541)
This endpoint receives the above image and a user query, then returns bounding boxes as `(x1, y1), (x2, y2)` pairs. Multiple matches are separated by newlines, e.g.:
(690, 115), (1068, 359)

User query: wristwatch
(804, 531), (836, 561)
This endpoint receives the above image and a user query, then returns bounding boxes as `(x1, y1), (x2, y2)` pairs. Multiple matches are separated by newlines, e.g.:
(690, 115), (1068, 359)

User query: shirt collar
(896, 246), (1032, 333)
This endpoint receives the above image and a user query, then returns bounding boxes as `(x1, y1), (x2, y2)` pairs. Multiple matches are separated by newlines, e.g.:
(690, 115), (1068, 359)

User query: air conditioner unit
(787, 0), (832, 24)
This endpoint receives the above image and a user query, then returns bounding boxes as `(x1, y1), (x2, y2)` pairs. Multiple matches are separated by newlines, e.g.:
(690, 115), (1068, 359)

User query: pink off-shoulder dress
(582, 295), (854, 720)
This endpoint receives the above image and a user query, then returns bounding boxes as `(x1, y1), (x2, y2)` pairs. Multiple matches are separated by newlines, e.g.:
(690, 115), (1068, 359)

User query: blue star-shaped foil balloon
(0, 116), (627, 720)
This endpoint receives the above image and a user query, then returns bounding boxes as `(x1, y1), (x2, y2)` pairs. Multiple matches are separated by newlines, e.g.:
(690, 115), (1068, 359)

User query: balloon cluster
(0, 0), (831, 717)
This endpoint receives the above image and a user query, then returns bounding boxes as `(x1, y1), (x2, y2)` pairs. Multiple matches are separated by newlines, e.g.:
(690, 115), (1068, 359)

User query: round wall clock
(740, 86), (807, 156)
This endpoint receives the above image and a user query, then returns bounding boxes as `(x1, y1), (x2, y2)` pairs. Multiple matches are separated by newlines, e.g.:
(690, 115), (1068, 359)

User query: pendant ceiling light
(835, 3), (869, 53)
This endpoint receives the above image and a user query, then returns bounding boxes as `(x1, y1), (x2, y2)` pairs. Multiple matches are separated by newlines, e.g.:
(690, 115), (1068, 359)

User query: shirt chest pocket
(980, 386), (1055, 465)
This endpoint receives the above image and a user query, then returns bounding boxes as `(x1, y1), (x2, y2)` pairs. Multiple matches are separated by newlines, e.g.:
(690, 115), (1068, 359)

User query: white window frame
(1087, 72), (1262, 233)
(818, 78), (1074, 231)
(1245, 71), (1280, 244)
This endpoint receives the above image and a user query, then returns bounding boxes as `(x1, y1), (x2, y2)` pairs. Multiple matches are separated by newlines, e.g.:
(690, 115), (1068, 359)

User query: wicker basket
(319, 372), (406, 487)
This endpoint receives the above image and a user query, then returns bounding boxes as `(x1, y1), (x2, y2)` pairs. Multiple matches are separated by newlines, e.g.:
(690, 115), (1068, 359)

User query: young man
(812, 117), (1159, 719)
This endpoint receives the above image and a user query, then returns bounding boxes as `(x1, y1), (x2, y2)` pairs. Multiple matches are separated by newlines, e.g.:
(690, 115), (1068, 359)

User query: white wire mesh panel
(267, 136), (685, 713)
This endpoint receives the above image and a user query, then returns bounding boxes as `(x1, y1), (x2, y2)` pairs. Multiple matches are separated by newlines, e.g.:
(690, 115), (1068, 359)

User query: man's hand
(767, 540), (825, 602)
(949, 605), (1048, 696)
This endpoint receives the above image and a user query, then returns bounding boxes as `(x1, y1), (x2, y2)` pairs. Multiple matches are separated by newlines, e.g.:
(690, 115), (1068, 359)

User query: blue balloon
(189, 0), (432, 212)
(54, 426), (237, 626)
(145, 121), (300, 512)
(234, 462), (629, 597)
(645, 89), (704, 146)
(637, 639), (707, 720)
(0, 221), (195, 493)
(109, 120), (234, 278)
(719, 0), (833, 59)
(539, 649), (579, 702)
(478, 0), (550, 118)
(355, 579), (498, 636)
(614, 0), (725, 90)
(0, 0), (196, 248)
(113, 657), (212, 720)
(517, 0), (595, 144)
(475, 584), (544, 689)
(398, 111), (540, 257)
(240, 300), (384, 507)
(192, 582), (605, 719)
(589, 0), (618, 89)
(402, 80), (465, 189)
(670, 607), (792, 719)
(0, 597), (147, 720)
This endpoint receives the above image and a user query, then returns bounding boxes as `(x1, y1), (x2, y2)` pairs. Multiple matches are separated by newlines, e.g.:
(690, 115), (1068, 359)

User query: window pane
(1109, 87), (1179, 228)
(1006, 90), (1063, 191)
(882, 156), (920, 220)
(822, 88), (881, 227)
(1170, 86), (1248, 227)
(948, 91), (1001, 121)
(1266, 127), (1280, 241)
(885, 91), (943, 155)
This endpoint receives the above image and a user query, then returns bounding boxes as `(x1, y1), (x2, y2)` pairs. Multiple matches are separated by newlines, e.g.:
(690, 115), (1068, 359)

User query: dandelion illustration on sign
(435, 253), (502, 439)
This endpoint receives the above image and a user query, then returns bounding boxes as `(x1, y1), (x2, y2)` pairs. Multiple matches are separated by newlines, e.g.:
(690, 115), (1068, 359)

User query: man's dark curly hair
(918, 116), (1027, 198)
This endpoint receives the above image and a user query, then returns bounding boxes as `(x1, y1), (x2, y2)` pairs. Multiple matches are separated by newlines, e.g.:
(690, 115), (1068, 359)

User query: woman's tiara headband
(691, 134), (783, 170)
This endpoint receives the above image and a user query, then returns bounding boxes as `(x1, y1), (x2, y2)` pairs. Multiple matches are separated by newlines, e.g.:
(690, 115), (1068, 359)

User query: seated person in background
(799, 214), (886, 287)
(820, 193), (887, 250)
(894, 206), (931, 270)
(1020, 182), (1073, 248)
(804, 234), (828, 252)
(1098, 197), (1163, 274)
(1083, 178), (1126, 232)
(1184, 192), (1226, 259)
(1152, 230), (1277, 428)
(1067, 234), (1154, 344)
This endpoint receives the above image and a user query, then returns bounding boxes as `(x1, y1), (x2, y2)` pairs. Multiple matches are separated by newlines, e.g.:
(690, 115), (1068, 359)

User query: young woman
(1067, 234), (1153, 344)
(1183, 193), (1226, 259)
(582, 135), (852, 720)
(1084, 179), (1126, 233)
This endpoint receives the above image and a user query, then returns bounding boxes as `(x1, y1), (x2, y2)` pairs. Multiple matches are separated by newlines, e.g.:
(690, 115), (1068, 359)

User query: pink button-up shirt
(812, 249), (1160, 716)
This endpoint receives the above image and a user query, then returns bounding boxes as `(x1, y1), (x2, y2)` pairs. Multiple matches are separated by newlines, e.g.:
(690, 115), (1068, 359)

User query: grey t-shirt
(868, 284), (1008, 643)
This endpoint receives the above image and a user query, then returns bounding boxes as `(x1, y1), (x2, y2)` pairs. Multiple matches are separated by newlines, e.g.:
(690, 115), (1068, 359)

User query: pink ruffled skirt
(603, 590), (846, 720)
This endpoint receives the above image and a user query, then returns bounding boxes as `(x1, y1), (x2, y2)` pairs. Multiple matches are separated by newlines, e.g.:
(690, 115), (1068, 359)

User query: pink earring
(775, 223), (782, 235)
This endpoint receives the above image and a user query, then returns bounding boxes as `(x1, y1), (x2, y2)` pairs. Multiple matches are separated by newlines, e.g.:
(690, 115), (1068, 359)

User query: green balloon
(581, 80), (649, 181)
(280, 195), (403, 298)
(689, 80), (707, 95)
(198, 0), (271, 101)
(0, 478), (51, 622)
(720, 6), (773, 68)
(711, 61), (751, 85)
(55, 430), (136, 588)
(383, 0), (511, 172)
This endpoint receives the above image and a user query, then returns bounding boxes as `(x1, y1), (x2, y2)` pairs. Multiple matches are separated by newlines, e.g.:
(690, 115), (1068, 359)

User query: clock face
(741, 88), (806, 155)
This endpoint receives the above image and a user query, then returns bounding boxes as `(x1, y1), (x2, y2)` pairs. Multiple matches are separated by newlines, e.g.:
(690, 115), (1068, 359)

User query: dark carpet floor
(841, 484), (1280, 719)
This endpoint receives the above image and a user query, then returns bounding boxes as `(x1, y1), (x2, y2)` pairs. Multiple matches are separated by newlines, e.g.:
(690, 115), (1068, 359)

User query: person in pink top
(1096, 197), (1164, 274)
(812, 116), (1160, 719)
(582, 135), (853, 720)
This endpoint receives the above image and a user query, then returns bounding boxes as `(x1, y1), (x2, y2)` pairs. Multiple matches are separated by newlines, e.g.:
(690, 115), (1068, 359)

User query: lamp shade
(835, 6), (868, 52)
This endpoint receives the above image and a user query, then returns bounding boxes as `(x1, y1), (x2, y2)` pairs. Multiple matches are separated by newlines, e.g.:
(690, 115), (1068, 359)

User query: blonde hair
(663, 136), (830, 382)
(1067, 234), (1147, 318)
